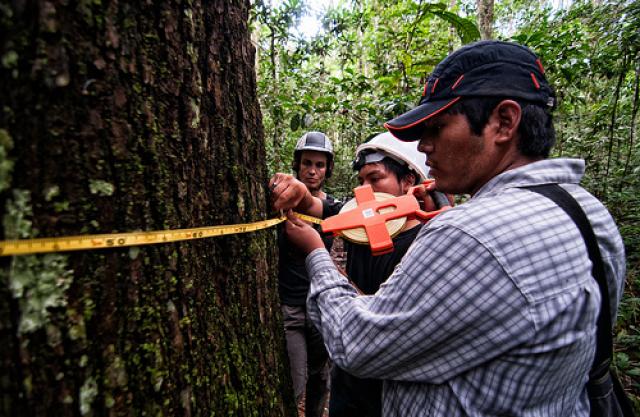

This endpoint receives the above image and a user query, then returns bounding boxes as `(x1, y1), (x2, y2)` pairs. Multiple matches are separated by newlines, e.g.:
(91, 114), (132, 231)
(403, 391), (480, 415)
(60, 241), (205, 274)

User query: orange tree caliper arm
(321, 182), (451, 256)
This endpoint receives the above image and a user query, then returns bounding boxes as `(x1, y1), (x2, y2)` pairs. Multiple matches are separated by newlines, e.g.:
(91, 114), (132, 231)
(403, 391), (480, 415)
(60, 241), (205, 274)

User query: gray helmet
(292, 131), (334, 178)
(353, 132), (429, 182)
(294, 131), (334, 154)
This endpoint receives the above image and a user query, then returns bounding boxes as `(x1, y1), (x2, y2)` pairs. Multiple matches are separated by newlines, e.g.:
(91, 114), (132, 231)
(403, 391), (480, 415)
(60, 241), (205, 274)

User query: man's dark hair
(380, 157), (420, 185)
(445, 97), (556, 158)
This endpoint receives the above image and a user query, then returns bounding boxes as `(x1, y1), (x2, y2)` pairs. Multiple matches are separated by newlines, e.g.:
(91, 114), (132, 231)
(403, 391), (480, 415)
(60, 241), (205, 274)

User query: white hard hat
(353, 132), (429, 181)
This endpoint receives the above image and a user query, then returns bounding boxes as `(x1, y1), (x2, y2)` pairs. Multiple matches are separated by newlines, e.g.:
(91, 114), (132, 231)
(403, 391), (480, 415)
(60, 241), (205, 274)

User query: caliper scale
(321, 181), (450, 256)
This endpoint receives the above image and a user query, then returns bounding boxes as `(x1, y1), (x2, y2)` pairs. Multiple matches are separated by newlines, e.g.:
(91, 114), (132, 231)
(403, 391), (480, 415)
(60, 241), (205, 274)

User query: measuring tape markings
(0, 212), (322, 257)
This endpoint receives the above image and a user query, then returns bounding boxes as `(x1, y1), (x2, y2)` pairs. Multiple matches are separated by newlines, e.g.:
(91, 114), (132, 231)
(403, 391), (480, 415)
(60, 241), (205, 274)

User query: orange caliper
(321, 181), (451, 256)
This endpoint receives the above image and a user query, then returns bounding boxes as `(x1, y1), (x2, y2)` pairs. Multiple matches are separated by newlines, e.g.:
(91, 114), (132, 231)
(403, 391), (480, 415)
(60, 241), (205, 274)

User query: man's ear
(401, 173), (417, 194)
(491, 100), (521, 144)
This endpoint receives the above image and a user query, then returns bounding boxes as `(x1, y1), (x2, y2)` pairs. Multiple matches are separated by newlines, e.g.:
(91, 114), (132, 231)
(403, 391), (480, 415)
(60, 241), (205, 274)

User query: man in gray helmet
(279, 131), (335, 417)
(291, 131), (335, 198)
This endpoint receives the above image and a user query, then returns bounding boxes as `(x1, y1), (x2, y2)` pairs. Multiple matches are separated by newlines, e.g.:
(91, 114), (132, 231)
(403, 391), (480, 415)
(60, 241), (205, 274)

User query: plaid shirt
(306, 158), (626, 417)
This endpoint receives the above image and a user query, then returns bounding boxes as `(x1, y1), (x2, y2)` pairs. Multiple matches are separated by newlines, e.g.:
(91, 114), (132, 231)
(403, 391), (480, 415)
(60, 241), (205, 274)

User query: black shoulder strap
(523, 184), (612, 375)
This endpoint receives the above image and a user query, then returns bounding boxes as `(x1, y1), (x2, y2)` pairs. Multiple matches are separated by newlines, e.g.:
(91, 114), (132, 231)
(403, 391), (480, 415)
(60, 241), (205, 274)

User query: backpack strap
(522, 184), (612, 376)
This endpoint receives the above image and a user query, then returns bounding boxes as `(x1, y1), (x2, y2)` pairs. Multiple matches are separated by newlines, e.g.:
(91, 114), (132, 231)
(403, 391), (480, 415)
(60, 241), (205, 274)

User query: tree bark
(0, 1), (295, 416)
(477, 0), (494, 40)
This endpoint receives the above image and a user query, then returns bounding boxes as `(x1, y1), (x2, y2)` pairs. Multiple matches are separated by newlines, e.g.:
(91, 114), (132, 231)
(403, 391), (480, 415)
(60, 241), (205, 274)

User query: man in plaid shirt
(273, 41), (626, 416)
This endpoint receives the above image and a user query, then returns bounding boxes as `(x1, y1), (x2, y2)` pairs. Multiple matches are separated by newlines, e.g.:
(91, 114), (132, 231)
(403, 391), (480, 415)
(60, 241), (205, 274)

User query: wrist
(298, 189), (315, 211)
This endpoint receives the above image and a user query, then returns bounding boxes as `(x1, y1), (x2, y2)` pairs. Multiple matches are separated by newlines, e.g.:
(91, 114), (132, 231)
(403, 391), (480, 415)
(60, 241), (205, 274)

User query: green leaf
(427, 7), (481, 44)
(616, 352), (630, 369)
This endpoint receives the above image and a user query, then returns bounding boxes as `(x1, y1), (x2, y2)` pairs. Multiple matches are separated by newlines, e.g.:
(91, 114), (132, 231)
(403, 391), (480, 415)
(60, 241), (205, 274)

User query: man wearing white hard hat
(270, 131), (435, 417)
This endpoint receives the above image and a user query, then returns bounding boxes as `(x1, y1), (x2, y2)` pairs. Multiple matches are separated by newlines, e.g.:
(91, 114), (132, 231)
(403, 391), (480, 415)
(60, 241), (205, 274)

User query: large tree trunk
(0, 1), (295, 416)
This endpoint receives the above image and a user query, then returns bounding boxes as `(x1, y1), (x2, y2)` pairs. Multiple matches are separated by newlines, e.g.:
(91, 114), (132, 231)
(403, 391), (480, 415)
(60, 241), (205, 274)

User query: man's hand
(410, 181), (454, 211)
(269, 173), (309, 211)
(284, 210), (325, 255)
(269, 173), (324, 217)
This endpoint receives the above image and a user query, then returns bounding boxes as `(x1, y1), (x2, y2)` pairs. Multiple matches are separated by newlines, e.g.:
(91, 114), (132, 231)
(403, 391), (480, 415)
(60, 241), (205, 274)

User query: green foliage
(0, 128), (14, 193)
(253, 0), (480, 197)
(425, 4), (481, 44)
(88, 179), (115, 196)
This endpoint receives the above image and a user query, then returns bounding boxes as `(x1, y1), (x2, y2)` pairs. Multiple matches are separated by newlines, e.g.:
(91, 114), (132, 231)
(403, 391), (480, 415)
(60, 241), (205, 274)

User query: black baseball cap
(384, 40), (555, 141)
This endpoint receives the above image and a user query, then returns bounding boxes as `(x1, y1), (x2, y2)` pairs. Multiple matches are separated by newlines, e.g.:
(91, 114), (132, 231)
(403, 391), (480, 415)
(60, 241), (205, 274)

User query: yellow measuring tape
(0, 212), (322, 257)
